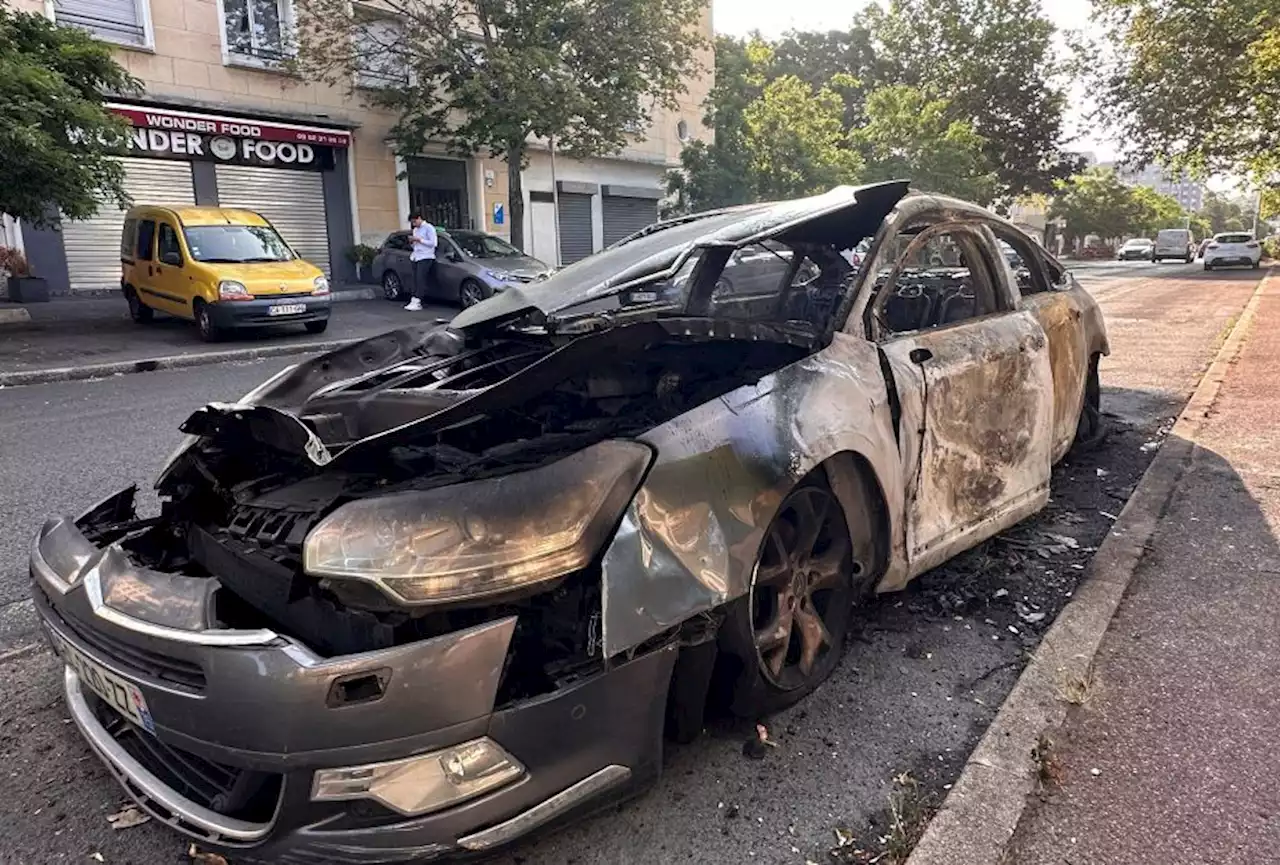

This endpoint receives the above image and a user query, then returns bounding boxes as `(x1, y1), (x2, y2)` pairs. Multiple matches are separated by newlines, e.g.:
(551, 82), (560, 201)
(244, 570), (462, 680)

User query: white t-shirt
(410, 223), (437, 262)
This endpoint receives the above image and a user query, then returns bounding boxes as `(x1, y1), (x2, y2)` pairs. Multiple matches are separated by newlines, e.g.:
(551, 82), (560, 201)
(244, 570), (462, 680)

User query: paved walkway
(0, 291), (454, 377)
(1007, 275), (1280, 864)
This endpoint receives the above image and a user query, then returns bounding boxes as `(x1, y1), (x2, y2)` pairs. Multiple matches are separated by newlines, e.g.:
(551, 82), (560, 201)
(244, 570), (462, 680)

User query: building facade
(15, 0), (713, 292)
(1105, 161), (1206, 212)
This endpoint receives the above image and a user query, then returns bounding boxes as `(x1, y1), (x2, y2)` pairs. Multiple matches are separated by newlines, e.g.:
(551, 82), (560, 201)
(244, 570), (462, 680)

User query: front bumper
(31, 516), (675, 863)
(207, 296), (331, 329)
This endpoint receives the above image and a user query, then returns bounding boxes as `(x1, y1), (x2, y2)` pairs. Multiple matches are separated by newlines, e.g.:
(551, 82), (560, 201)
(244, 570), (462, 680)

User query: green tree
(1048, 168), (1147, 245)
(770, 27), (879, 127)
(1199, 191), (1250, 235)
(0, 6), (138, 227)
(860, 0), (1079, 198)
(293, 0), (707, 250)
(742, 74), (863, 200)
(851, 85), (996, 203)
(1129, 185), (1187, 236)
(1088, 0), (1280, 180)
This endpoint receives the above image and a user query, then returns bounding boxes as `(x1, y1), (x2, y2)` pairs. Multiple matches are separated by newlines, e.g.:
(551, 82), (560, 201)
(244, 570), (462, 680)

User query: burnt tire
(717, 477), (857, 719)
(1071, 354), (1106, 453)
(125, 287), (153, 323)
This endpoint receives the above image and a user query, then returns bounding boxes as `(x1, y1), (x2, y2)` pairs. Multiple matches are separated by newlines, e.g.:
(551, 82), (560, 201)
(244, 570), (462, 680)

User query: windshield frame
(182, 223), (296, 264)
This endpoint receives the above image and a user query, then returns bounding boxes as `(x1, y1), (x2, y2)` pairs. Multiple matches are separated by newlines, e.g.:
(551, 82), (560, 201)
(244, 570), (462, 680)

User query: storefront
(36, 102), (356, 294)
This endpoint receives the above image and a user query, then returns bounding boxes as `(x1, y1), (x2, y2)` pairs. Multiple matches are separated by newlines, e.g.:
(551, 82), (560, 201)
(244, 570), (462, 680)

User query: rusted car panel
(601, 332), (905, 656)
(1021, 291), (1090, 462)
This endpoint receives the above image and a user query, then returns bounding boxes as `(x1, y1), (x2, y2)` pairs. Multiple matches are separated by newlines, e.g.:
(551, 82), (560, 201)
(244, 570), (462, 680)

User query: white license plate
(50, 630), (156, 734)
(268, 303), (307, 316)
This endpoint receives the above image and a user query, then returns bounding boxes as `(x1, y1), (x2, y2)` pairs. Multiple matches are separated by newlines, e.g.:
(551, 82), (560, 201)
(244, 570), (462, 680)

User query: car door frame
(860, 209), (1056, 579)
(132, 216), (179, 316)
(153, 217), (194, 319)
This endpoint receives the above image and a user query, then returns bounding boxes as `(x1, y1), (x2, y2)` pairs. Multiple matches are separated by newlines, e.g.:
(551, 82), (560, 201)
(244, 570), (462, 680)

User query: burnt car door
(869, 219), (1055, 577)
(988, 224), (1091, 463)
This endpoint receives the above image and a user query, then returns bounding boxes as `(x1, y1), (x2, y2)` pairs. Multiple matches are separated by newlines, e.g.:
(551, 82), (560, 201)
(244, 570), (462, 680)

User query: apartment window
(354, 16), (408, 89)
(224, 0), (292, 63)
(54, 0), (151, 48)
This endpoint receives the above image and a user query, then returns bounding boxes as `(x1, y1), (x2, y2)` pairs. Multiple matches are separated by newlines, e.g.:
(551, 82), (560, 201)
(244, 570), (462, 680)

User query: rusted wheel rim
(751, 486), (853, 691)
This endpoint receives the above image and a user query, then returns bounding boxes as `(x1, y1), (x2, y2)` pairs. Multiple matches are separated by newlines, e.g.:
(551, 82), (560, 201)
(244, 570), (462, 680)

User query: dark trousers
(412, 258), (436, 300)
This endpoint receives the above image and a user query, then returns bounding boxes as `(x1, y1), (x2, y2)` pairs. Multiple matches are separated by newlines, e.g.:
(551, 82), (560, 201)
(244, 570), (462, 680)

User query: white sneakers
(404, 298), (423, 311)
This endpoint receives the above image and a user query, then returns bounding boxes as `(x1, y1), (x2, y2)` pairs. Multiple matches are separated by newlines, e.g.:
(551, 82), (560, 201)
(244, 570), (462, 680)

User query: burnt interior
(79, 321), (809, 702)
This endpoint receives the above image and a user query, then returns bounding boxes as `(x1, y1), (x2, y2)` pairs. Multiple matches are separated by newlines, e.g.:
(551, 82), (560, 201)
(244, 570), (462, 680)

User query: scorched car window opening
(991, 227), (1052, 297)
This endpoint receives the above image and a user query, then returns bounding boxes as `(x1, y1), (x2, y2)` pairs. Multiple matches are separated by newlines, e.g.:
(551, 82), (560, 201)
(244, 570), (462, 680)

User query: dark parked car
(32, 182), (1108, 863)
(374, 228), (550, 307)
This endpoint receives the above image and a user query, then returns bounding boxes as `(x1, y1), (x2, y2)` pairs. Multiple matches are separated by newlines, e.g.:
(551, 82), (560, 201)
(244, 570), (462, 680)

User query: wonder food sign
(108, 104), (351, 171)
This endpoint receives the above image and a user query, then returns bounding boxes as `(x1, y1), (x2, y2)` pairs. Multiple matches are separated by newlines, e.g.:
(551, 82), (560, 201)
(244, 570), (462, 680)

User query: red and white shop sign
(108, 104), (352, 147)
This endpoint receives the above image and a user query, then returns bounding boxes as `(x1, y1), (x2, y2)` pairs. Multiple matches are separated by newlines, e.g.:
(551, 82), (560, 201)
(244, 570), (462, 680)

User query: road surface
(0, 260), (1262, 865)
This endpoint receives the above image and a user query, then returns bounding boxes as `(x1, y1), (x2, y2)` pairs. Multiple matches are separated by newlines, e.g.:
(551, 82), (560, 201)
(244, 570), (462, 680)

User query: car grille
(93, 696), (282, 823)
(60, 607), (206, 691)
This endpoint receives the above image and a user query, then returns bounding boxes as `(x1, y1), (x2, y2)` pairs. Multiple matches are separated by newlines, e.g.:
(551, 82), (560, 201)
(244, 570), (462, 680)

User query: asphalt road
(0, 259), (1262, 865)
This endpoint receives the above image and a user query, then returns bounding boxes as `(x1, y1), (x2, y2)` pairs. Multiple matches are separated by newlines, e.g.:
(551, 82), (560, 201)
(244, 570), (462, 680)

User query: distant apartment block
(1102, 161), (1205, 211)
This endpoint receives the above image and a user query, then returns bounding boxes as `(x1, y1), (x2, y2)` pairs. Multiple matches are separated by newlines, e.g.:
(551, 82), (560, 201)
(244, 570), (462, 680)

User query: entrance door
(406, 157), (470, 229)
(215, 165), (331, 276)
(871, 222), (1055, 574)
(61, 158), (194, 293)
(528, 196), (558, 264)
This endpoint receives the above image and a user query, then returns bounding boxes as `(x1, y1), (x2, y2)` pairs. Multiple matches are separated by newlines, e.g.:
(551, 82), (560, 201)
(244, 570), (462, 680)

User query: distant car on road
(374, 229), (551, 307)
(1152, 228), (1195, 263)
(1117, 238), (1154, 261)
(1202, 232), (1262, 270)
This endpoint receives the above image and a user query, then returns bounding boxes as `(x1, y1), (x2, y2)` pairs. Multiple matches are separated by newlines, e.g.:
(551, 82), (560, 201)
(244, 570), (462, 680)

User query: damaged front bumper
(30, 514), (675, 864)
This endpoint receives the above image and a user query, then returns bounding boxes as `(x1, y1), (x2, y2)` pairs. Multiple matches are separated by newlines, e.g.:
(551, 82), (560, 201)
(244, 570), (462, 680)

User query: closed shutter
(558, 193), (594, 265)
(215, 165), (332, 276)
(55, 0), (145, 45)
(602, 195), (658, 246)
(62, 158), (194, 293)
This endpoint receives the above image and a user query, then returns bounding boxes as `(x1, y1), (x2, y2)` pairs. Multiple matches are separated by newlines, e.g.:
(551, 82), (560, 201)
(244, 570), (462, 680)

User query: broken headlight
(302, 440), (652, 605)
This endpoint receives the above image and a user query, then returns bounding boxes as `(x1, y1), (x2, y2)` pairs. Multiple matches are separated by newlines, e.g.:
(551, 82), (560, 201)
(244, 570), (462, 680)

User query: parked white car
(1202, 232), (1262, 270)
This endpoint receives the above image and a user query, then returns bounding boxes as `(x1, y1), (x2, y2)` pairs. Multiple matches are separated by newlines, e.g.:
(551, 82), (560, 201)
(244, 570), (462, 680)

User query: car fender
(599, 331), (906, 658)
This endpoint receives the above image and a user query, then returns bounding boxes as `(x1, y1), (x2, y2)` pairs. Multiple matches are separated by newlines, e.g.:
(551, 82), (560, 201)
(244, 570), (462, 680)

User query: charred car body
(31, 183), (1107, 863)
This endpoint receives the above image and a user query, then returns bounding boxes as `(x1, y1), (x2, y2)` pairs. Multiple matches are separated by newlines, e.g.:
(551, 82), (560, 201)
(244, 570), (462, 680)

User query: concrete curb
(0, 338), (361, 387)
(905, 269), (1272, 865)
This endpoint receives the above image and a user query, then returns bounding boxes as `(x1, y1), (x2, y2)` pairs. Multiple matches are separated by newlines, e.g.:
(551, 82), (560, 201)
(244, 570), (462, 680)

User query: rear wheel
(1071, 354), (1105, 453)
(719, 479), (858, 717)
(125, 286), (153, 323)
(382, 271), (404, 301)
(194, 301), (221, 343)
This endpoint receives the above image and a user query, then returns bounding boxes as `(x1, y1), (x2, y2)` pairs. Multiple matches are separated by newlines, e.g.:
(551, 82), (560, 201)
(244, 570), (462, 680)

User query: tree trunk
(507, 141), (527, 252)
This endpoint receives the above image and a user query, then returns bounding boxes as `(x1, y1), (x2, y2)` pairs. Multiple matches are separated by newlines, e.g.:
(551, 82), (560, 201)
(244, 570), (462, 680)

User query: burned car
(31, 182), (1107, 863)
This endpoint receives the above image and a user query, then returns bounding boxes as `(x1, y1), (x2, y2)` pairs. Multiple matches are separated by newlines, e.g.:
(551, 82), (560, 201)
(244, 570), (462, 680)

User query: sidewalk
(1006, 277), (1280, 863)
(0, 289), (455, 385)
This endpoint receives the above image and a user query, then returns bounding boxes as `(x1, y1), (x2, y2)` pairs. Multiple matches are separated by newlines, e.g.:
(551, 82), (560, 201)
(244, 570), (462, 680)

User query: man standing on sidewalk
(405, 212), (437, 312)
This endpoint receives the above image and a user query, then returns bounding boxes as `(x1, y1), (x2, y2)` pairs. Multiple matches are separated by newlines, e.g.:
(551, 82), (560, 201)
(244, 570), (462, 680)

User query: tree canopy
(0, 6), (138, 228)
(1049, 167), (1189, 244)
(1088, 0), (1280, 182)
(293, 0), (707, 249)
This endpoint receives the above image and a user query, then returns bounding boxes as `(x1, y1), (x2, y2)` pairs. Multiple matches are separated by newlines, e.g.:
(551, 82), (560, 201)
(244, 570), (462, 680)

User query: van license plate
(269, 303), (307, 316)
(50, 631), (156, 734)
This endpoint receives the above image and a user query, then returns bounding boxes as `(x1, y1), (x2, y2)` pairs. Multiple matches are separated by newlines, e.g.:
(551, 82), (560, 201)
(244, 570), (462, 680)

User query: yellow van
(120, 206), (331, 342)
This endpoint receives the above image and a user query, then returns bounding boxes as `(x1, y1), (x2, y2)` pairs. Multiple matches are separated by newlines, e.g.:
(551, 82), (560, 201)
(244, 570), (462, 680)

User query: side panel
(879, 310), (1054, 576)
(1020, 290), (1089, 463)
(600, 332), (906, 658)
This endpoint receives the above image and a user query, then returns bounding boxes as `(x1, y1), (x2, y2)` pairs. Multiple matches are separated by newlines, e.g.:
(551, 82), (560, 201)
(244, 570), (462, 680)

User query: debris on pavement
(188, 844), (229, 865)
(743, 723), (777, 759)
(89, 854), (104, 863)
(106, 804), (150, 830)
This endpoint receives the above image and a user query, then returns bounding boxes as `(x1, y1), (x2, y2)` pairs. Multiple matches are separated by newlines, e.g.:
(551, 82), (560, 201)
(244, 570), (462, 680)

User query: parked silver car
(374, 228), (551, 307)
(32, 183), (1107, 863)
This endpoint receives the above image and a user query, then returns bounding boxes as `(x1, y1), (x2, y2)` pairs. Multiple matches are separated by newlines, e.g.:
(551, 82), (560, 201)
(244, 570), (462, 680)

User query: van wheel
(717, 478), (857, 718)
(194, 302), (221, 343)
(125, 287), (153, 323)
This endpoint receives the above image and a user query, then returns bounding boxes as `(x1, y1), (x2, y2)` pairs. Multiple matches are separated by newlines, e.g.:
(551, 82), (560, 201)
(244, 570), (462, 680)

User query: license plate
(49, 630), (156, 734)
(268, 303), (307, 316)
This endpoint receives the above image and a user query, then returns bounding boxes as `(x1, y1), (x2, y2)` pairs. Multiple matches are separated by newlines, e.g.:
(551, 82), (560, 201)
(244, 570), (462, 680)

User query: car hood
(450, 181), (910, 331)
(472, 254), (547, 277)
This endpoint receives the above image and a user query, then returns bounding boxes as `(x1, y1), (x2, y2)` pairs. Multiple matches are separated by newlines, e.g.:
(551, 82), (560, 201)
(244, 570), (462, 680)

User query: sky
(710, 0), (1116, 162)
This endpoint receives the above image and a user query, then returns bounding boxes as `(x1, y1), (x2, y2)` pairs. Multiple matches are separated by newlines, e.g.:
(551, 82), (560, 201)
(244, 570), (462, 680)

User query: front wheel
(194, 302), (221, 343)
(459, 279), (488, 308)
(719, 480), (858, 717)
(382, 271), (405, 301)
(304, 320), (329, 334)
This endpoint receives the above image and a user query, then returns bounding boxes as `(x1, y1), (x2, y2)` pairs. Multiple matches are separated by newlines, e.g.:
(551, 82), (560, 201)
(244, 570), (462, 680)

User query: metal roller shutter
(215, 165), (331, 276)
(55, 0), (146, 45)
(602, 195), (658, 247)
(62, 158), (195, 293)
(557, 193), (594, 265)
